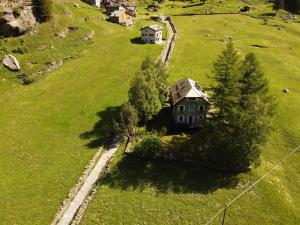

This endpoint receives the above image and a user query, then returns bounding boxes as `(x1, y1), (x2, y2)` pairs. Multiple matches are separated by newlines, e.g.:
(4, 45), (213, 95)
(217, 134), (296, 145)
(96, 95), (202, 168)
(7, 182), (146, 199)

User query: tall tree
(236, 53), (274, 168)
(205, 45), (274, 172)
(129, 71), (162, 121)
(141, 57), (169, 104)
(210, 41), (241, 123)
(239, 53), (269, 105)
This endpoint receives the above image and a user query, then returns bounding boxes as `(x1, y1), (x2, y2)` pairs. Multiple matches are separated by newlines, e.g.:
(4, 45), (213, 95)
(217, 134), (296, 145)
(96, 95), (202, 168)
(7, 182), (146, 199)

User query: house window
(198, 105), (205, 112)
(178, 115), (185, 123)
(188, 97), (196, 101)
(178, 105), (185, 112)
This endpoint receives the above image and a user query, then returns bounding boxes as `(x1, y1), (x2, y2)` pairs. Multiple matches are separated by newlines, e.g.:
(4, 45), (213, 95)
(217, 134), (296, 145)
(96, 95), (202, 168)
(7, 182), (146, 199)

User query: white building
(141, 25), (163, 44)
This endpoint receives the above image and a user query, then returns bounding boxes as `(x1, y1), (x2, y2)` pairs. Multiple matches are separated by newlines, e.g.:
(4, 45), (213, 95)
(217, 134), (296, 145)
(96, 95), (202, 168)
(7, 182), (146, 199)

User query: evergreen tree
(235, 53), (274, 168)
(240, 53), (269, 105)
(205, 45), (274, 172)
(210, 41), (241, 123)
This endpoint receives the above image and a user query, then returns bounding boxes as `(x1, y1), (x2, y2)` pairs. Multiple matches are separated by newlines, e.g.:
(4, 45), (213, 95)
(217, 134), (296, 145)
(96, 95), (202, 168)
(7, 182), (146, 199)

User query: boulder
(84, 30), (95, 41)
(2, 54), (21, 71)
(283, 88), (289, 94)
(0, 2), (36, 37)
(56, 28), (69, 38)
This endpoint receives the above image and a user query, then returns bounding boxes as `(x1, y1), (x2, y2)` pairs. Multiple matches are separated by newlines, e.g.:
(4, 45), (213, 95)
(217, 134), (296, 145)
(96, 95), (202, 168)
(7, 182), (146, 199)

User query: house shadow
(130, 37), (146, 45)
(79, 106), (121, 149)
(101, 155), (239, 194)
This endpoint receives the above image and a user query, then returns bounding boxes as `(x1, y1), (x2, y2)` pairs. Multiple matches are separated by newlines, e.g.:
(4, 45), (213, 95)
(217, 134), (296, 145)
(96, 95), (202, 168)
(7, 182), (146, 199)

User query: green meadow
(1, 0), (300, 224)
(81, 13), (300, 225)
(0, 1), (162, 224)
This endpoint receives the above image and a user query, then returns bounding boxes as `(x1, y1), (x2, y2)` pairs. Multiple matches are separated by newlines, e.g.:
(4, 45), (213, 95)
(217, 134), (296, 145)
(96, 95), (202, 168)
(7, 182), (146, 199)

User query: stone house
(140, 25), (163, 44)
(104, 2), (137, 17)
(170, 78), (210, 127)
(84, 0), (101, 7)
(107, 10), (133, 26)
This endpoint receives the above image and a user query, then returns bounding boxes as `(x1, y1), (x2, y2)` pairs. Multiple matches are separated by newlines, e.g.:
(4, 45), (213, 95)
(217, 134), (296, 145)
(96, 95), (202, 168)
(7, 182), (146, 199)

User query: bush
(32, 0), (53, 22)
(13, 7), (22, 18)
(133, 133), (162, 159)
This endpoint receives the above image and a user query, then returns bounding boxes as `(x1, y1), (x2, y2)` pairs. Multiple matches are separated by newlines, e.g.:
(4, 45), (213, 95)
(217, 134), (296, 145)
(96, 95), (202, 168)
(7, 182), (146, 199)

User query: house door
(188, 115), (194, 125)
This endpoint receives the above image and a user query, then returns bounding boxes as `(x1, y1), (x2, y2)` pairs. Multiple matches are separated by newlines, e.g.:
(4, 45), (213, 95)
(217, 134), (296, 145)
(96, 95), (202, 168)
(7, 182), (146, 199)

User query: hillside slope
(0, 1), (162, 224)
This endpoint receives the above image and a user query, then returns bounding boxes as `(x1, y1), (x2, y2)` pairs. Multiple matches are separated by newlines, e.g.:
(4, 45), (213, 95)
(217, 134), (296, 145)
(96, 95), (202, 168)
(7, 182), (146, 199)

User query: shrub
(32, 0), (53, 22)
(133, 133), (162, 159)
(13, 7), (22, 18)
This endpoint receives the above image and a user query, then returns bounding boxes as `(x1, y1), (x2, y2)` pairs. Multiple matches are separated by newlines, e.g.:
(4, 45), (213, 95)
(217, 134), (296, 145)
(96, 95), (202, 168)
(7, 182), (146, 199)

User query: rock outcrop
(0, 1), (36, 37)
(2, 54), (21, 71)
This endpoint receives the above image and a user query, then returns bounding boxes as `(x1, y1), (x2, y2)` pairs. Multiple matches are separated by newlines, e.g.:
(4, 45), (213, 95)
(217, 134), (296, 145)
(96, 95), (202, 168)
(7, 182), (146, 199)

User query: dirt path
(53, 136), (121, 225)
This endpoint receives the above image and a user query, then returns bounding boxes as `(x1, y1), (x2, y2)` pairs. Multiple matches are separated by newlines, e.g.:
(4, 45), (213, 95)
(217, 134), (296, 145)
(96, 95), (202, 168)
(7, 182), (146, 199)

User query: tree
(129, 71), (162, 121)
(273, 0), (285, 10)
(210, 41), (241, 123)
(204, 45), (274, 172)
(141, 57), (169, 104)
(32, 0), (53, 22)
(129, 57), (168, 121)
(239, 54), (268, 105)
(235, 53), (274, 168)
(113, 102), (139, 140)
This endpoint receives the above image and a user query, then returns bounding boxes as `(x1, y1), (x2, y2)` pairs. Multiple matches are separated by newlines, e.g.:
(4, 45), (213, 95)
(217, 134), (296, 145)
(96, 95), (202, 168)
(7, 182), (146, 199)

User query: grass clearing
(0, 1), (163, 224)
(81, 14), (300, 225)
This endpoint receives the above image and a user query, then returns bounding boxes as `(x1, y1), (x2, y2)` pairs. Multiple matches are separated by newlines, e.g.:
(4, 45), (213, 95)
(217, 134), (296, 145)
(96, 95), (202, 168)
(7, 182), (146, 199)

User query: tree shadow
(79, 106), (121, 149)
(130, 37), (146, 45)
(102, 155), (239, 194)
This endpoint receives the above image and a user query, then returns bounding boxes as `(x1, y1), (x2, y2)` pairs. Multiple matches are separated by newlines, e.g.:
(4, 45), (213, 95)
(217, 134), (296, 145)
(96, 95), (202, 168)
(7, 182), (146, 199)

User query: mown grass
(0, 1), (162, 224)
(81, 14), (300, 225)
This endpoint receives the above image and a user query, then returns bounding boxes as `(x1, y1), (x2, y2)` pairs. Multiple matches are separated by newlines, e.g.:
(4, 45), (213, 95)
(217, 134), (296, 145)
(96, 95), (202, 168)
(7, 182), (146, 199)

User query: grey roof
(170, 78), (209, 105)
(141, 24), (162, 31)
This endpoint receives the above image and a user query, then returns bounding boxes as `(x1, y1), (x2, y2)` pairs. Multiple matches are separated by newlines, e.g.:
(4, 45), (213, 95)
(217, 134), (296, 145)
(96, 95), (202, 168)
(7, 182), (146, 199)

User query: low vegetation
(32, 0), (53, 22)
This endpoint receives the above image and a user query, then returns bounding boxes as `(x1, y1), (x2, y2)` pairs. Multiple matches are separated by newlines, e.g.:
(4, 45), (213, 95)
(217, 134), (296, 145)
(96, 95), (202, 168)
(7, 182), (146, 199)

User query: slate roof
(141, 24), (162, 31)
(170, 78), (209, 105)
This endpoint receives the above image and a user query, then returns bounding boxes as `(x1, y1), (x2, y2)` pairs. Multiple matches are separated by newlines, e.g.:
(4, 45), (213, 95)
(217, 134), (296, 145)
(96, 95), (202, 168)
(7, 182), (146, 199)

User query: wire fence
(204, 144), (300, 225)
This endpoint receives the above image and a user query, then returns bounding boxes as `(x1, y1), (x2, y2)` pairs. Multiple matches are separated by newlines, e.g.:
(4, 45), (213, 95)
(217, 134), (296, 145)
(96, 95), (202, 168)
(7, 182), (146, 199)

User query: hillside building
(140, 25), (163, 44)
(170, 78), (210, 127)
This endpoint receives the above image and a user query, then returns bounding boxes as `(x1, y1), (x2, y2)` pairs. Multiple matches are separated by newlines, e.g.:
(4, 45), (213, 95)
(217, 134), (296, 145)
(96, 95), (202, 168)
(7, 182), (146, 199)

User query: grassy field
(137, 0), (276, 17)
(81, 13), (300, 225)
(0, 1), (163, 224)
